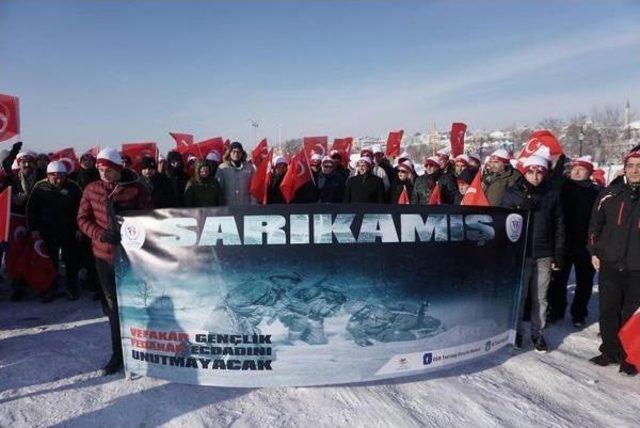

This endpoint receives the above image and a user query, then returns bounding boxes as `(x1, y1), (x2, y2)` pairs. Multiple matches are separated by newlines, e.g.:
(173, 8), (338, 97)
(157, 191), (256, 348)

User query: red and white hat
(570, 155), (594, 174)
(454, 154), (470, 166)
(521, 155), (549, 172)
(490, 148), (510, 163)
(624, 150), (640, 164)
(17, 151), (37, 163)
(357, 156), (372, 165)
(310, 153), (323, 164)
(46, 161), (67, 174)
(321, 156), (334, 165)
(424, 156), (440, 168)
(397, 160), (413, 173)
(273, 156), (287, 166)
(96, 147), (123, 171)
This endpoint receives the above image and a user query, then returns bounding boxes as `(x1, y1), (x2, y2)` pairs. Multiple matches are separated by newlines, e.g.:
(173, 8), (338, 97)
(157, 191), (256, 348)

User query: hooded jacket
(184, 161), (222, 207)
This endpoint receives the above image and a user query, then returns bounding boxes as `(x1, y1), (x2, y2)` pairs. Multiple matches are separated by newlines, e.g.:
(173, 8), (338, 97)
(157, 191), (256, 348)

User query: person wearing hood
(215, 141), (255, 205)
(140, 156), (178, 208)
(164, 150), (188, 207)
(483, 149), (521, 206)
(390, 161), (414, 203)
(184, 160), (222, 207)
(344, 156), (385, 203)
(412, 156), (440, 204)
(453, 168), (476, 205)
(26, 161), (83, 302)
(266, 156), (287, 204)
(588, 149), (640, 376)
(547, 156), (600, 327)
(77, 148), (152, 376)
(69, 152), (100, 190)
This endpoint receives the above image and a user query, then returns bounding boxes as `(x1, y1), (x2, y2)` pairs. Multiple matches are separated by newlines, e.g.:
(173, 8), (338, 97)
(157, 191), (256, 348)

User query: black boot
(589, 353), (620, 367)
(101, 353), (123, 376)
(619, 362), (638, 376)
(532, 335), (548, 353)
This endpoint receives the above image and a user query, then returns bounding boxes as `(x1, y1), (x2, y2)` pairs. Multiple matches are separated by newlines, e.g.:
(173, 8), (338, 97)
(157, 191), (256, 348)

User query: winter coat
(390, 181), (413, 204)
(77, 169), (152, 263)
(483, 167), (521, 206)
(437, 171), (458, 205)
(559, 178), (600, 253)
(412, 173), (438, 205)
(164, 163), (188, 207)
(266, 173), (286, 204)
(344, 173), (386, 203)
(215, 161), (255, 205)
(317, 172), (346, 203)
(184, 163), (222, 208)
(588, 180), (640, 271)
(292, 180), (318, 203)
(8, 170), (44, 214)
(26, 178), (83, 239)
(69, 167), (100, 190)
(501, 177), (565, 261)
(141, 172), (178, 208)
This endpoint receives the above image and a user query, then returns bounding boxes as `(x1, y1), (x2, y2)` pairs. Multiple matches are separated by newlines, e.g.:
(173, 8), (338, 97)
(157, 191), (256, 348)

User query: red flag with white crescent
(169, 132), (194, 149)
(619, 308), (640, 370)
(252, 138), (269, 165)
(23, 237), (57, 294)
(121, 142), (158, 172)
(0, 94), (20, 143)
(50, 148), (81, 174)
(250, 149), (273, 204)
(280, 149), (313, 203)
(87, 146), (100, 158)
(518, 129), (563, 159)
(450, 123), (467, 158)
(460, 171), (490, 206)
(331, 137), (353, 167)
(303, 136), (328, 162)
(386, 130), (404, 158)
(5, 214), (29, 278)
(196, 137), (225, 160)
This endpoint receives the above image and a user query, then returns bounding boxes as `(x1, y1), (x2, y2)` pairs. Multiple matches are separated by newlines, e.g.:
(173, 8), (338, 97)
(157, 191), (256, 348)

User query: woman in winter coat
(390, 161), (414, 203)
(184, 160), (222, 207)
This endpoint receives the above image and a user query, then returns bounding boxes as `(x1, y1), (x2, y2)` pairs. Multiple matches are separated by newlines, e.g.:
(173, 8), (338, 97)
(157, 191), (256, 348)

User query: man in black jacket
(70, 153), (100, 190)
(317, 157), (346, 203)
(344, 157), (385, 203)
(26, 161), (83, 301)
(412, 156), (440, 205)
(164, 151), (188, 207)
(548, 156), (600, 326)
(140, 156), (177, 208)
(588, 150), (640, 376)
(501, 155), (565, 353)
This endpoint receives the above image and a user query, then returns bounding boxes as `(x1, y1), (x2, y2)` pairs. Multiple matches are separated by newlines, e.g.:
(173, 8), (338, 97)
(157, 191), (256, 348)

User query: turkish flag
(50, 148), (81, 174)
(5, 214), (29, 279)
(592, 168), (606, 187)
(428, 183), (441, 205)
(386, 130), (404, 158)
(450, 123), (467, 157)
(619, 308), (640, 370)
(250, 149), (273, 204)
(23, 237), (57, 294)
(280, 149), (313, 203)
(303, 136), (328, 162)
(331, 137), (353, 167)
(252, 138), (269, 165)
(397, 186), (410, 204)
(461, 171), (489, 206)
(0, 94), (20, 143)
(0, 187), (11, 243)
(196, 137), (225, 160)
(519, 129), (563, 159)
(169, 132), (194, 149)
(121, 142), (158, 172)
(86, 146), (100, 158)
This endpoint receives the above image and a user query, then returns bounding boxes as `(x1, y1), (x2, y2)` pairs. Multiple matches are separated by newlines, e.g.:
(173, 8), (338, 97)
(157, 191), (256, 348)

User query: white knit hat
(273, 156), (287, 166)
(96, 147), (123, 170)
(521, 155), (549, 171)
(46, 161), (67, 174)
(357, 156), (372, 165)
(490, 148), (510, 162)
(454, 154), (471, 165)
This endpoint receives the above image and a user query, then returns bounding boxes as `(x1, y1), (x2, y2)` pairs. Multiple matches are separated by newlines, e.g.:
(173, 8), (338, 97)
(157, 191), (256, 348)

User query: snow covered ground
(1, 284), (639, 428)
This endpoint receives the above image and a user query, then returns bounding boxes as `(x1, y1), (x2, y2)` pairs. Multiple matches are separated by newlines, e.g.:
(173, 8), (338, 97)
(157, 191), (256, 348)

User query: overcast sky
(1, 0), (639, 153)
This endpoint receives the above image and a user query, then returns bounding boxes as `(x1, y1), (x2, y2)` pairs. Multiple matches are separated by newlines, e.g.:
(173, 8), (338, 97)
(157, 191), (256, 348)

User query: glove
(100, 229), (121, 245)
(10, 141), (23, 155)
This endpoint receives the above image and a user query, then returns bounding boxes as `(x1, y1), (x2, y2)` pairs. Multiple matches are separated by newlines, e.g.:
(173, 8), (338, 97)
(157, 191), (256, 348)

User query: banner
(0, 94), (20, 142)
(450, 122), (467, 158)
(117, 205), (528, 387)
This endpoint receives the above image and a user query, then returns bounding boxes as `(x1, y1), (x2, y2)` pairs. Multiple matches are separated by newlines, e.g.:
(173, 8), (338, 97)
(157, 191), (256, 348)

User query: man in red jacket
(77, 147), (152, 376)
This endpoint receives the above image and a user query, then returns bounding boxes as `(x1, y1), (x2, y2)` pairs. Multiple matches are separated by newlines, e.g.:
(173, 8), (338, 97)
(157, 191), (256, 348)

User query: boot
(619, 362), (638, 376)
(532, 335), (548, 353)
(589, 353), (619, 367)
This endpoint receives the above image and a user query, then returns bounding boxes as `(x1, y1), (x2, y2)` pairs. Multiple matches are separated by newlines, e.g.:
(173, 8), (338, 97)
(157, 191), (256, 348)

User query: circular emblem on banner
(121, 219), (146, 250)
(0, 103), (10, 133)
(505, 213), (524, 243)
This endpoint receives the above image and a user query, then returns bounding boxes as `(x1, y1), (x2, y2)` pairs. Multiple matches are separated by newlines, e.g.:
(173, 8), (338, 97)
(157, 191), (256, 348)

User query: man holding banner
(77, 148), (151, 375)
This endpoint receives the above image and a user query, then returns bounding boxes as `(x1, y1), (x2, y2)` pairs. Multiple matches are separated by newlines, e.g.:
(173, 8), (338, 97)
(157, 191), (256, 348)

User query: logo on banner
(121, 219), (146, 250)
(0, 103), (9, 133)
(423, 353), (433, 365)
(505, 213), (523, 243)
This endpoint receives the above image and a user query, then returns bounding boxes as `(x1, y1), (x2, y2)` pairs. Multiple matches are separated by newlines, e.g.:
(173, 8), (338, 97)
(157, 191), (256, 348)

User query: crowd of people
(1, 137), (638, 378)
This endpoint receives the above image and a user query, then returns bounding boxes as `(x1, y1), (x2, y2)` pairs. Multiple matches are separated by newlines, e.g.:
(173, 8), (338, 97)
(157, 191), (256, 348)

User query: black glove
(100, 229), (121, 245)
(10, 141), (23, 156)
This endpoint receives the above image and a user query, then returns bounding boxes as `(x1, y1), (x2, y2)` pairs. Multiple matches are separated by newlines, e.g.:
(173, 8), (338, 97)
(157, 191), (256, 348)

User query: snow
(1, 284), (639, 428)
